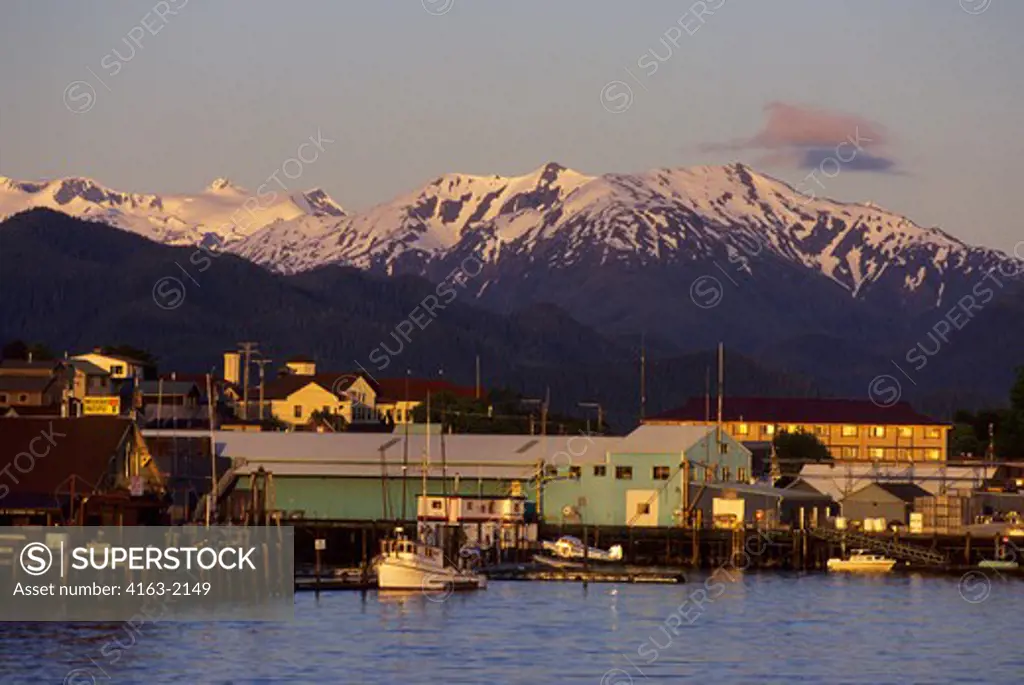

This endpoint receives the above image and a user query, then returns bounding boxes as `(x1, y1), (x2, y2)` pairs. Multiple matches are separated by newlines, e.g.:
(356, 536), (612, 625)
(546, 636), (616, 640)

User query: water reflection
(0, 573), (1021, 684)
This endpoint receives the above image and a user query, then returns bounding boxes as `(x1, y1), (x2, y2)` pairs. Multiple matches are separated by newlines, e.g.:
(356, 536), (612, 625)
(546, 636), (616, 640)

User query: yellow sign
(83, 396), (121, 415)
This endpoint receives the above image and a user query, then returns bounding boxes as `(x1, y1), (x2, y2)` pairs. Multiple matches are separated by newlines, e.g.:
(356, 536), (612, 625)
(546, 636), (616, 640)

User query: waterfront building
(0, 417), (166, 526)
(142, 424), (753, 527)
(646, 396), (951, 462)
(840, 482), (931, 525)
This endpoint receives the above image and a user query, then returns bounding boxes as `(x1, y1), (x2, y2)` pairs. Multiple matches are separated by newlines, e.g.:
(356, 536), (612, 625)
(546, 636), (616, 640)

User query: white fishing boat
(826, 549), (896, 573)
(375, 528), (487, 592)
(540, 536), (624, 563)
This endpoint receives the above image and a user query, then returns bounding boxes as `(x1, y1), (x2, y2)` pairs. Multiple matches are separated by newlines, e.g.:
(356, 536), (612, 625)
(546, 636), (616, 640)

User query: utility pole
(716, 342), (724, 449)
(237, 341), (259, 420)
(254, 358), (272, 421)
(205, 373), (216, 528)
(475, 354), (481, 400)
(639, 334), (647, 423)
(402, 369), (410, 521)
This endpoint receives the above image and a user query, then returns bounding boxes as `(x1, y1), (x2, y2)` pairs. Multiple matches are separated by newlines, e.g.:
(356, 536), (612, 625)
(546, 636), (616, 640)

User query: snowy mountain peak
(297, 188), (346, 217)
(206, 178), (242, 193)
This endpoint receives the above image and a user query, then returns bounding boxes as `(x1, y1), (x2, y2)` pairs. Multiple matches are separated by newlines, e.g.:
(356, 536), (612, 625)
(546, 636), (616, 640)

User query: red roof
(375, 378), (479, 403)
(648, 397), (946, 426)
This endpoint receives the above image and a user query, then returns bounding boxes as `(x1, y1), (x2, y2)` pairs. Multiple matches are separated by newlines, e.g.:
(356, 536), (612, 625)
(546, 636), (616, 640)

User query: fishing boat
(375, 528), (487, 592)
(826, 549), (896, 573)
(537, 536), (624, 565)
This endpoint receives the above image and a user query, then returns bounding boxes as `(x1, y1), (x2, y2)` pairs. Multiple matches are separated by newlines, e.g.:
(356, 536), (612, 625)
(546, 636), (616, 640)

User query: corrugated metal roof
(798, 463), (995, 501)
(615, 425), (720, 454)
(142, 425), (719, 479)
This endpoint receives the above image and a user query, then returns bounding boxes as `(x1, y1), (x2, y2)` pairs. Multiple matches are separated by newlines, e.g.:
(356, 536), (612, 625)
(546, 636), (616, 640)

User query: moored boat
(540, 536), (623, 563)
(826, 549), (897, 573)
(375, 528), (487, 592)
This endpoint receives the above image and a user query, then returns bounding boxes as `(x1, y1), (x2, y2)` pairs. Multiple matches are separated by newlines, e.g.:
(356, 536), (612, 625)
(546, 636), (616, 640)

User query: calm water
(1, 572), (1021, 684)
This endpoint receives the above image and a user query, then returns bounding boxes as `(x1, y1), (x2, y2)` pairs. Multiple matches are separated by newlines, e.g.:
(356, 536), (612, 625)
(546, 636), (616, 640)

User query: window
(569, 466), (582, 479)
(636, 503), (651, 516)
(593, 465), (607, 477)
(19, 394), (28, 403)
(925, 427), (942, 439)
(738, 467), (747, 482)
(615, 466), (633, 480)
(294, 405), (303, 419)
(786, 425), (799, 434)
(704, 466), (714, 482)
(868, 447), (884, 460)
(839, 447), (858, 459)
(763, 424), (776, 436)
(870, 426), (886, 438)
(814, 425), (828, 437)
(841, 425), (858, 437)
(735, 422), (749, 436)
(544, 465), (558, 477)
(722, 466), (731, 481)
(466, 502), (473, 511)
(925, 448), (941, 461)
(899, 426), (913, 439)
(431, 500), (443, 510)
(719, 442), (729, 454)
(652, 466), (671, 480)
(897, 448), (912, 461)
(111, 364), (124, 376)
(0, 393), (7, 403)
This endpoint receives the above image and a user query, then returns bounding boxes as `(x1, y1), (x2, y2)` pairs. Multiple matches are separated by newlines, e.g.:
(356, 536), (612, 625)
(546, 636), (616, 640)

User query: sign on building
(83, 396), (121, 415)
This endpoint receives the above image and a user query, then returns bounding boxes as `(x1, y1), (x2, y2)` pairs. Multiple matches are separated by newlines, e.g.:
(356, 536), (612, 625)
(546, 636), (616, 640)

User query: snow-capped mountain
(227, 162), (1018, 307)
(0, 175), (344, 247)
(3, 164), (1019, 316)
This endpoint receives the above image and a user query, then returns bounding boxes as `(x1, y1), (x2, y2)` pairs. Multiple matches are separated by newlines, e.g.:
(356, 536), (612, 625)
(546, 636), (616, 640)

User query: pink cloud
(700, 102), (898, 173)
(703, 102), (888, 152)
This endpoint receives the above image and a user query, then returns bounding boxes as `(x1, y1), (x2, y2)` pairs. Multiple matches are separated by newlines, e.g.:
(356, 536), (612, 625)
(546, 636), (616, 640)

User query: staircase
(811, 528), (947, 567)
(192, 459), (245, 524)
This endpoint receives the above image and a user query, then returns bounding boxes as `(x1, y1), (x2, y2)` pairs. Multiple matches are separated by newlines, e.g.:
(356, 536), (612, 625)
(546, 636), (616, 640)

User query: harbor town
(2, 344), (1022, 589)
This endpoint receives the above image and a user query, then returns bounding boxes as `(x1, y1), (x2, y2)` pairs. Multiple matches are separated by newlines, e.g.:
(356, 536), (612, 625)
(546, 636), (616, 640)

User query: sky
(0, 0), (1022, 253)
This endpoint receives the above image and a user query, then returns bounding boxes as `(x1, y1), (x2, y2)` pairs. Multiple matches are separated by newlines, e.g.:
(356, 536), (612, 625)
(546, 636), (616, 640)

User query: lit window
(593, 465), (606, 477)
(652, 466), (671, 480)
(925, 449), (941, 461)
(897, 448), (912, 461)
(615, 466), (633, 480)
(870, 426), (886, 438)
(735, 423), (749, 436)
(763, 425), (776, 436)
(738, 468), (747, 482)
(787, 425), (799, 433)
(868, 447), (884, 460)
(636, 503), (651, 516)
(569, 466), (582, 479)
(925, 427), (942, 439)
(840, 447), (859, 459)
(815, 425), (828, 437)
(841, 425), (858, 437)
(722, 467), (731, 481)
(899, 426), (913, 439)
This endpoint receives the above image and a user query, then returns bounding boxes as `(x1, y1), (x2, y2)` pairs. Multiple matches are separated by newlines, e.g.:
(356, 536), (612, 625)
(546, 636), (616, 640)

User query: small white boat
(541, 536), (623, 562)
(826, 549), (896, 573)
(375, 528), (487, 592)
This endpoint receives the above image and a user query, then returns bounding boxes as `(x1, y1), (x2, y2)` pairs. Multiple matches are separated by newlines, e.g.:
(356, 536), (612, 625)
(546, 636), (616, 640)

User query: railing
(810, 528), (947, 566)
